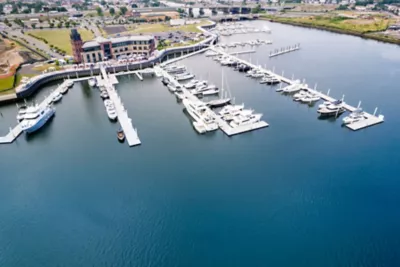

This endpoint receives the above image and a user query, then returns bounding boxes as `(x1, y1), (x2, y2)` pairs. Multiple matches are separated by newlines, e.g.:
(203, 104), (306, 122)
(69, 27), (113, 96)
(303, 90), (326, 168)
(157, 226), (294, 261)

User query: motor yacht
(199, 87), (219, 96)
(88, 78), (97, 87)
(317, 100), (346, 117)
(65, 80), (74, 88)
(17, 104), (39, 121)
(219, 104), (244, 116)
(164, 65), (186, 74)
(21, 104), (55, 133)
(60, 85), (69, 94)
(161, 77), (170, 85)
(100, 90), (109, 99)
(261, 76), (280, 85)
(342, 108), (366, 125)
(52, 92), (63, 103)
(299, 94), (321, 104)
(175, 91), (186, 101)
(185, 80), (206, 89)
(206, 98), (231, 108)
(230, 113), (262, 128)
(182, 99), (218, 132)
(293, 90), (309, 101)
(175, 72), (195, 81)
(282, 80), (302, 93)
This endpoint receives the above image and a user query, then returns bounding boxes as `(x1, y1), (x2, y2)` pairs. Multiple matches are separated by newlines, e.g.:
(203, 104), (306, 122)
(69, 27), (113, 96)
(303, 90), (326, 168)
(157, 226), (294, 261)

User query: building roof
(82, 35), (154, 49)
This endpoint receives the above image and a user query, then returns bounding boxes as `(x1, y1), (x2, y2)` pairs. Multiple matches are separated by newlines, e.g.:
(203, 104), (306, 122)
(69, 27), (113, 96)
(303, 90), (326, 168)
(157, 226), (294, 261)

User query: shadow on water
(317, 114), (344, 122)
(24, 115), (55, 142)
(81, 82), (93, 98)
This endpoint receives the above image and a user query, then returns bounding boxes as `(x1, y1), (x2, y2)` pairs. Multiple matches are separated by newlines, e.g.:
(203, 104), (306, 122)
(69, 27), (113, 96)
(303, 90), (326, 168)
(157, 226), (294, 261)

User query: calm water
(1, 21), (400, 267)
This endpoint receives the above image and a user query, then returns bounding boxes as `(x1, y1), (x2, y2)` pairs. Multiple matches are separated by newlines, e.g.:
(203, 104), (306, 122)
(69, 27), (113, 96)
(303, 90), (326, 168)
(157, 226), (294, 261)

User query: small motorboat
(88, 78), (97, 87)
(161, 77), (170, 86)
(52, 92), (63, 103)
(117, 129), (125, 142)
(100, 90), (109, 99)
(60, 85), (69, 94)
(65, 80), (74, 88)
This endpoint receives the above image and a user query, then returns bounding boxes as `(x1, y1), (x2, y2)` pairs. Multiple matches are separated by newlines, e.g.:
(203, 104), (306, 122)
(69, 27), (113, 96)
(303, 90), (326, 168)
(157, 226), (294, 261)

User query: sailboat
(206, 69), (231, 108)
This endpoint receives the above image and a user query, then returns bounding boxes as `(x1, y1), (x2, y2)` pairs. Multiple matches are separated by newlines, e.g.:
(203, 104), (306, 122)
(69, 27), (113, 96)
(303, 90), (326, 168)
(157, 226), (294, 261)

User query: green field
(27, 29), (95, 55)
(0, 75), (15, 92)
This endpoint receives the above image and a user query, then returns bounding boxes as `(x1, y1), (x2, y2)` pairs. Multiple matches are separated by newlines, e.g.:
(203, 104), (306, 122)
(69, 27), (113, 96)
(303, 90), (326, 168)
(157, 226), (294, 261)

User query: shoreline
(261, 17), (400, 46)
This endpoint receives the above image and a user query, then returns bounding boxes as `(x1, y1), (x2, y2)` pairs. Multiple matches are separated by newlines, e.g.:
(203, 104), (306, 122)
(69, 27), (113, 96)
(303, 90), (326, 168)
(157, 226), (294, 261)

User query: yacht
(167, 83), (182, 92)
(185, 80), (206, 89)
(205, 51), (218, 57)
(206, 98), (231, 108)
(175, 72), (195, 81)
(161, 77), (170, 86)
(88, 78), (97, 87)
(261, 76), (280, 85)
(199, 87), (219, 96)
(100, 90), (109, 99)
(175, 91), (186, 101)
(342, 108), (366, 125)
(230, 113), (262, 128)
(20, 104), (55, 133)
(282, 80), (302, 93)
(17, 104), (39, 121)
(106, 108), (118, 121)
(317, 100), (346, 117)
(192, 121), (207, 134)
(293, 90), (309, 101)
(182, 99), (218, 132)
(193, 84), (217, 94)
(219, 104), (245, 116)
(52, 92), (63, 103)
(65, 80), (74, 88)
(164, 65), (186, 74)
(299, 94), (321, 104)
(60, 85), (69, 94)
(251, 72), (265, 78)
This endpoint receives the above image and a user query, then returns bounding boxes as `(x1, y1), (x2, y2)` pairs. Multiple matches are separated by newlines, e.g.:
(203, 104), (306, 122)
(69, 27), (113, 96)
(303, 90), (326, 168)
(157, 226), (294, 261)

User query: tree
(110, 7), (115, 16)
(31, 23), (36, 29)
(242, 0), (246, 5)
(4, 18), (9, 24)
(119, 6), (127, 15)
(132, 3), (138, 8)
(96, 6), (103, 16)
(57, 22), (63, 28)
(251, 4), (261, 14)
(199, 7), (204, 16)
(212, 8), (217, 15)
(65, 21), (70, 28)
(49, 23), (54, 28)
(189, 7), (194, 18)
(100, 0), (106, 5)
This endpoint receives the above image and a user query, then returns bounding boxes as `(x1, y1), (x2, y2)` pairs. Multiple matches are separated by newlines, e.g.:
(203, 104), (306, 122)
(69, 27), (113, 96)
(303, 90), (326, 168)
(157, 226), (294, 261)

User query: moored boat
(117, 128), (125, 142)
(20, 104), (56, 133)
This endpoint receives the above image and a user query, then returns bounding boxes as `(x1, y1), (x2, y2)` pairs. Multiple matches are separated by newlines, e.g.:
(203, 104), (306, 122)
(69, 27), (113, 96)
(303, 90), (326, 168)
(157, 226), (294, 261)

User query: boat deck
(157, 66), (269, 136)
(100, 66), (141, 146)
(210, 47), (384, 131)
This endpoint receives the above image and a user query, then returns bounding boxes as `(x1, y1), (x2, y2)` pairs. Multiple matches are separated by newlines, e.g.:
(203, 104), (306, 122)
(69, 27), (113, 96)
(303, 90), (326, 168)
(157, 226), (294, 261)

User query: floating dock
(100, 66), (141, 147)
(269, 44), (300, 58)
(156, 66), (268, 136)
(210, 47), (384, 131)
(0, 80), (75, 144)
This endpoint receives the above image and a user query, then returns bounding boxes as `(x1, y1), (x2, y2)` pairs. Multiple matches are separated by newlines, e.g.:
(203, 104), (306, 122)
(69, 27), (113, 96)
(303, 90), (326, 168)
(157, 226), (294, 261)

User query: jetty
(269, 44), (300, 58)
(156, 66), (268, 136)
(99, 66), (141, 146)
(210, 46), (384, 131)
(0, 79), (75, 144)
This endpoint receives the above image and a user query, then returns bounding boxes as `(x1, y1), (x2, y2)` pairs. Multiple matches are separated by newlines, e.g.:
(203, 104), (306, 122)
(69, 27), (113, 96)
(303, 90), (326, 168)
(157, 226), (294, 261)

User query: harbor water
(1, 21), (400, 266)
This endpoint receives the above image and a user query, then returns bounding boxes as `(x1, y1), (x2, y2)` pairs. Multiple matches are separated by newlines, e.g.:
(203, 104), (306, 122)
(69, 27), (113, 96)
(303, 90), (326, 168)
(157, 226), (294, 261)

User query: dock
(210, 46), (384, 131)
(269, 44), (300, 58)
(0, 79), (75, 144)
(229, 50), (256, 55)
(156, 66), (269, 136)
(100, 66), (141, 146)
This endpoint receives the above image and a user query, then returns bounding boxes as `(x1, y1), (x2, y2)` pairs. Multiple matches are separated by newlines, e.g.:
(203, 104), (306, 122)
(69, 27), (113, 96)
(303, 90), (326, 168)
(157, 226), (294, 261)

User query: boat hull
(23, 108), (55, 133)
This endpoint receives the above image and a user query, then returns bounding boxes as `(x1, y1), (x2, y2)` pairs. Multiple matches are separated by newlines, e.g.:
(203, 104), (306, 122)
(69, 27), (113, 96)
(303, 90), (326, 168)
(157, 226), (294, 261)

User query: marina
(209, 46), (384, 131)
(269, 44), (301, 58)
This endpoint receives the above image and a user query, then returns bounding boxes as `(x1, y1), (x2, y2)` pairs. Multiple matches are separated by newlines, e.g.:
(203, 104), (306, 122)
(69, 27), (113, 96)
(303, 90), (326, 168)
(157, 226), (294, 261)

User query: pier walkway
(210, 47), (384, 131)
(0, 80), (74, 144)
(156, 66), (268, 136)
(100, 66), (141, 146)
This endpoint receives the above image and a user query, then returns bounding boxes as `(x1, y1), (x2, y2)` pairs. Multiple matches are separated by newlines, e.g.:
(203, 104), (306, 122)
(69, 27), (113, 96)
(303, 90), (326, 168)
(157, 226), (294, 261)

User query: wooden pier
(210, 47), (384, 131)
(100, 66), (141, 146)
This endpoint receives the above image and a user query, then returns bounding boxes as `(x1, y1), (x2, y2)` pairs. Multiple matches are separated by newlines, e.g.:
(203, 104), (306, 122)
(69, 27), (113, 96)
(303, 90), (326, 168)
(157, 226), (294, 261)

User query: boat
(230, 113), (263, 128)
(293, 90), (309, 101)
(342, 108), (366, 125)
(167, 83), (182, 92)
(205, 51), (218, 57)
(223, 108), (253, 121)
(219, 104), (245, 116)
(17, 104), (39, 121)
(261, 76), (280, 85)
(52, 92), (63, 103)
(88, 78), (97, 87)
(65, 80), (74, 88)
(206, 98), (231, 108)
(60, 85), (69, 94)
(100, 90), (109, 99)
(199, 87), (219, 96)
(282, 80), (303, 93)
(194, 84), (217, 93)
(184, 80), (206, 89)
(161, 77), (170, 86)
(299, 94), (321, 104)
(164, 65), (186, 74)
(117, 128), (125, 142)
(235, 64), (251, 72)
(175, 91), (186, 100)
(317, 100), (346, 117)
(192, 121), (207, 134)
(107, 108), (118, 121)
(20, 104), (55, 133)
(175, 72), (195, 81)
(182, 99), (218, 132)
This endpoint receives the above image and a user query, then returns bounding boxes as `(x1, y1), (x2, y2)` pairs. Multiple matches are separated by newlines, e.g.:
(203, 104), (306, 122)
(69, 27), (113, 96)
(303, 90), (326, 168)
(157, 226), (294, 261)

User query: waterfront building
(70, 30), (155, 63)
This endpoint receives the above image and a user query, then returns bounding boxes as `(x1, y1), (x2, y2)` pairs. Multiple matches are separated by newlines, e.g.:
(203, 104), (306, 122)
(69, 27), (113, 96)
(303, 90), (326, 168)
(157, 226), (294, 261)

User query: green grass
(27, 29), (95, 55)
(0, 75), (15, 91)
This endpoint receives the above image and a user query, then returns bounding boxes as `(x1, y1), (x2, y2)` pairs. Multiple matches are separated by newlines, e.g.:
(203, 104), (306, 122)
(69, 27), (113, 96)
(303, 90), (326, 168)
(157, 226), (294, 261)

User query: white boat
(219, 104), (244, 116)
(60, 85), (69, 94)
(282, 80), (302, 93)
(65, 80), (74, 88)
(293, 90), (309, 101)
(175, 73), (195, 81)
(175, 91), (186, 100)
(299, 94), (321, 104)
(88, 78), (97, 87)
(200, 87), (219, 96)
(100, 90), (109, 99)
(192, 121), (207, 134)
(164, 65), (186, 74)
(52, 92), (63, 103)
(182, 99), (218, 132)
(251, 72), (265, 78)
(260, 76), (280, 85)
(106, 107), (118, 120)
(17, 104), (39, 121)
(342, 108), (366, 124)
(205, 51), (218, 57)
(317, 100), (346, 117)
(230, 113), (262, 128)
(194, 84), (217, 94)
(206, 98), (231, 108)
(20, 104), (55, 133)
(185, 80), (206, 89)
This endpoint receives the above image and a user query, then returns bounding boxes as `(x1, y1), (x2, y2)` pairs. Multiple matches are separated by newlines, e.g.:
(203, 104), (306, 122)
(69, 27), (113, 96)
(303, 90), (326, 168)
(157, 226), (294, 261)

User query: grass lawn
(265, 14), (391, 34)
(27, 29), (95, 55)
(124, 20), (212, 35)
(32, 63), (62, 72)
(0, 75), (15, 91)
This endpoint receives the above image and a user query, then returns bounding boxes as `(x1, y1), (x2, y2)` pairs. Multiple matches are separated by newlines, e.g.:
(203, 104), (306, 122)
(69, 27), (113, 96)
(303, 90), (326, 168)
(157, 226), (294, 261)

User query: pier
(100, 66), (141, 146)
(229, 50), (256, 55)
(0, 79), (75, 144)
(269, 44), (300, 58)
(210, 47), (384, 131)
(156, 66), (269, 136)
